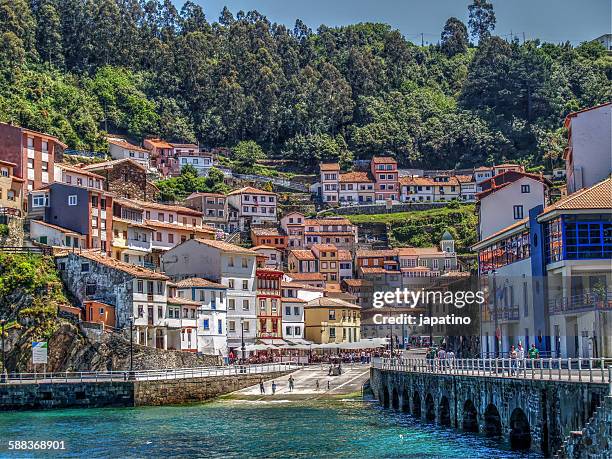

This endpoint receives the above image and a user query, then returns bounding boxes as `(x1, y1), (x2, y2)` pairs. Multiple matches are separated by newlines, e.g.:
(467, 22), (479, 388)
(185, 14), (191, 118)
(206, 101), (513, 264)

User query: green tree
(233, 140), (265, 168)
(441, 17), (469, 57)
(34, 0), (64, 68)
(468, 0), (496, 43)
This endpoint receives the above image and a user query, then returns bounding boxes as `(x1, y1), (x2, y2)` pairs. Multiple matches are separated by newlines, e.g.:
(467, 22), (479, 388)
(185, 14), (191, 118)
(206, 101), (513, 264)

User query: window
(242, 257), (248, 268)
(158, 213), (164, 222)
(32, 195), (47, 207)
(286, 326), (292, 336)
(294, 306), (299, 315)
(228, 279), (234, 289)
(243, 321), (250, 332)
(329, 327), (336, 338)
(203, 319), (210, 330)
(242, 280), (248, 290)
(157, 282), (164, 295)
(228, 256), (234, 267)
(228, 321), (236, 332)
(85, 282), (96, 296)
(218, 319), (223, 334)
(242, 299), (249, 311)
(68, 195), (77, 206)
(168, 233), (174, 244)
(228, 299), (235, 310)
(285, 306), (291, 315)
(521, 184), (530, 193)
(329, 310), (336, 320)
(80, 263), (89, 273)
(41, 161), (48, 172)
(513, 205), (524, 219)
(260, 299), (266, 311)
(137, 280), (144, 293)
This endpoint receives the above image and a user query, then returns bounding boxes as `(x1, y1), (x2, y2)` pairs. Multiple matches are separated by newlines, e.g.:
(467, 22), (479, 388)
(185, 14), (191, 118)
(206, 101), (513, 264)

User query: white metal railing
(0, 362), (300, 385)
(372, 357), (612, 385)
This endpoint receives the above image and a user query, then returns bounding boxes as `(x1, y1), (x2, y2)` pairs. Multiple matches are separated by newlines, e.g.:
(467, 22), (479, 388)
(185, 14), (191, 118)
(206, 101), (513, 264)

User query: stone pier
(370, 367), (609, 456)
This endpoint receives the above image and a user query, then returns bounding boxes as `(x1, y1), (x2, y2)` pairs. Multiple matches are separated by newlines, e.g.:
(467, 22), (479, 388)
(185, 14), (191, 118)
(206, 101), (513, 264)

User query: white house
(281, 283), (306, 341)
(177, 151), (214, 176)
(477, 171), (550, 241)
(563, 102), (612, 194)
(171, 277), (228, 357)
(107, 137), (150, 167)
(252, 245), (283, 269)
(226, 186), (278, 230)
(399, 176), (435, 202)
(161, 238), (258, 351)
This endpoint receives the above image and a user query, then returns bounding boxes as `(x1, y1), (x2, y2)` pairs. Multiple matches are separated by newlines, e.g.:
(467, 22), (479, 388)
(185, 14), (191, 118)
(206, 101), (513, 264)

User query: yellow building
(304, 297), (361, 344)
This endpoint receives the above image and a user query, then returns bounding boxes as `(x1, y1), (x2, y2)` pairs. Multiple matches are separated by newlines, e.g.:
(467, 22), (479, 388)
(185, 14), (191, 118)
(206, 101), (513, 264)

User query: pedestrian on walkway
(288, 375), (294, 392)
(510, 345), (517, 375)
(271, 381), (277, 395)
(259, 378), (265, 394)
(327, 380), (330, 391)
(315, 379), (320, 391)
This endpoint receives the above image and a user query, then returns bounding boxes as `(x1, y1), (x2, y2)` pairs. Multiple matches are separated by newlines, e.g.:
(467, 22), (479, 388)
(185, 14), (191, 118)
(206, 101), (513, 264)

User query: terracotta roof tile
(227, 186), (276, 196)
(539, 178), (612, 217)
(194, 238), (258, 255)
(305, 297), (360, 309)
(286, 272), (325, 281)
(371, 156), (397, 164)
(83, 158), (146, 172)
(173, 277), (226, 288)
(320, 163), (340, 171)
(131, 199), (202, 216)
(356, 249), (398, 257)
(74, 251), (169, 280)
(289, 250), (315, 261)
(251, 227), (283, 237)
(339, 171), (373, 183)
(107, 138), (148, 152)
(337, 250), (353, 261)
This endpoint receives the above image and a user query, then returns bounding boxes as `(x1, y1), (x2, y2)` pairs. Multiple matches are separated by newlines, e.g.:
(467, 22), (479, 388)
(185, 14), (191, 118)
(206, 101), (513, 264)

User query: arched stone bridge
(370, 362), (610, 456)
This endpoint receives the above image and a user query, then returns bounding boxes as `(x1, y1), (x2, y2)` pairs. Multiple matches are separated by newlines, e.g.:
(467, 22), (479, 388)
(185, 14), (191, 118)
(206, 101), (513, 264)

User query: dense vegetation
(0, 0), (610, 171)
(345, 203), (478, 253)
(0, 253), (68, 340)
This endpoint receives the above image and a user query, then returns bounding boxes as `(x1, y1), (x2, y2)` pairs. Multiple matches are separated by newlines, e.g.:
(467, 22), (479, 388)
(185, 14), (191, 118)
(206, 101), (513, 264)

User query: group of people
(258, 375), (295, 395)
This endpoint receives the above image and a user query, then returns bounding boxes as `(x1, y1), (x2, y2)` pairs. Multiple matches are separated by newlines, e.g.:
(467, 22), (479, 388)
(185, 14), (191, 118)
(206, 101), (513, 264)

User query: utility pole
(240, 318), (246, 362)
(492, 271), (499, 358)
(421, 33), (424, 47)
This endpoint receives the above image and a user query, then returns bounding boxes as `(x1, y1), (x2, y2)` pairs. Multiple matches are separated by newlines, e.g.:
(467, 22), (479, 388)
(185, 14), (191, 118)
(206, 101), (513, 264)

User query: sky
(179, 0), (611, 45)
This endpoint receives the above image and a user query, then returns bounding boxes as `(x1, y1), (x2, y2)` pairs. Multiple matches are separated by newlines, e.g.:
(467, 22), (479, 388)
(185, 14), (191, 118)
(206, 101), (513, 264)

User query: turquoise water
(0, 399), (538, 458)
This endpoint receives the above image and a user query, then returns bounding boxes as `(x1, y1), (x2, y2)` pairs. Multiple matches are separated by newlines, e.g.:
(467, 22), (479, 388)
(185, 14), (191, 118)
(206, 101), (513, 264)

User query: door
(148, 305), (154, 325)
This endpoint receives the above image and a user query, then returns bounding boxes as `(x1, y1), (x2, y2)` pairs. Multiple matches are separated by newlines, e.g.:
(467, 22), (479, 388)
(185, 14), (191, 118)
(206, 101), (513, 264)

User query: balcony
(549, 289), (612, 315)
(127, 238), (152, 251)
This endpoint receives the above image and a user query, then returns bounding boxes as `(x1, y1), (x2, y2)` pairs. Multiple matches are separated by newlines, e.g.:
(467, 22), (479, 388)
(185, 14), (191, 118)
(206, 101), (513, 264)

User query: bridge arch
(381, 389), (389, 408)
(509, 408), (531, 450)
(438, 396), (451, 426)
(412, 391), (422, 418)
(484, 403), (502, 437)
(425, 393), (436, 423)
(401, 388), (410, 412)
(462, 399), (479, 433)
(391, 387), (400, 410)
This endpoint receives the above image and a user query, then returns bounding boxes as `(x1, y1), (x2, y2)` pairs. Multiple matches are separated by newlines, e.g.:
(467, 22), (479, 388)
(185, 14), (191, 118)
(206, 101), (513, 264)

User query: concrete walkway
(228, 364), (371, 400)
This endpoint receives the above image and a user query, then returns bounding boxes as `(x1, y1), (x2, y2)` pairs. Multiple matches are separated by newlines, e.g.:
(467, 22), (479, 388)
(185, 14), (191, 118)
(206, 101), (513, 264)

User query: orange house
(250, 227), (288, 250)
(84, 300), (116, 329)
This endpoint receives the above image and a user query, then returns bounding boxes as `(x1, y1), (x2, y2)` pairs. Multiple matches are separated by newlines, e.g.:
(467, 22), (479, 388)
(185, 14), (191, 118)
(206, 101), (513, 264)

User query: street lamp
(240, 318), (246, 362)
(128, 316), (135, 381)
(1, 319), (7, 383)
(491, 270), (499, 359)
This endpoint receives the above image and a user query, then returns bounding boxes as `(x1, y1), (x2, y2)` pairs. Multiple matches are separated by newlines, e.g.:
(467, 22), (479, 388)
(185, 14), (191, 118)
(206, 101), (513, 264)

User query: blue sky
(180, 0), (610, 45)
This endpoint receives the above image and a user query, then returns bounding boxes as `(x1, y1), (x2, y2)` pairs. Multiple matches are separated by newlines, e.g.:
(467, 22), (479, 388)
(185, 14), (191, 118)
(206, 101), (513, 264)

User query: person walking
(259, 378), (265, 395)
(327, 380), (330, 391)
(315, 379), (320, 391)
(509, 345), (518, 376)
(288, 375), (294, 392)
(517, 342), (525, 375)
(271, 381), (277, 395)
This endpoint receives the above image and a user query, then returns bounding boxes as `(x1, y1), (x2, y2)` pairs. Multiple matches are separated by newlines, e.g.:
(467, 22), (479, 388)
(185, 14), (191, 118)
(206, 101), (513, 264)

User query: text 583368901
(7, 440), (66, 450)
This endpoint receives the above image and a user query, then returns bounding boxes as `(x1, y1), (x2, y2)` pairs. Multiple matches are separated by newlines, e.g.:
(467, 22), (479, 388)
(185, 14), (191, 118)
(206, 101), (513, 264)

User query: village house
(284, 272), (326, 289)
(280, 211), (305, 248)
(304, 297), (361, 344)
(341, 278), (373, 310)
(0, 160), (25, 217)
(185, 192), (228, 230)
(338, 249), (354, 280)
(170, 277), (228, 356)
(82, 158), (158, 201)
(252, 245), (283, 270)
(177, 150), (214, 176)
(320, 162), (340, 204)
(288, 249), (318, 274)
(0, 122), (66, 197)
(338, 171), (375, 204)
(226, 186), (278, 230)
(250, 227), (288, 250)
(457, 174), (478, 202)
(281, 282), (307, 342)
(399, 176), (436, 202)
(143, 138), (176, 177)
(303, 217), (358, 250)
(311, 243), (339, 282)
(132, 199), (216, 265)
(256, 268), (284, 343)
(161, 238), (259, 353)
(56, 251), (170, 349)
(28, 181), (113, 253)
(477, 170), (551, 240)
(563, 102), (612, 194)
(110, 198), (155, 268)
(371, 156), (399, 202)
(107, 137), (150, 167)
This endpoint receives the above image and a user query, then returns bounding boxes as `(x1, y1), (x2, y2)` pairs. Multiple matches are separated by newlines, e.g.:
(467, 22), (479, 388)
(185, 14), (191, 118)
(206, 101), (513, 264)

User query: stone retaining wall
(0, 371), (291, 411)
(134, 371), (291, 406)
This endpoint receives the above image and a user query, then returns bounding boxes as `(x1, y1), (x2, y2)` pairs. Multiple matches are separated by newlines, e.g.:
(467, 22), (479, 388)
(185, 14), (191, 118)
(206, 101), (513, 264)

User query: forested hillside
(0, 0), (610, 171)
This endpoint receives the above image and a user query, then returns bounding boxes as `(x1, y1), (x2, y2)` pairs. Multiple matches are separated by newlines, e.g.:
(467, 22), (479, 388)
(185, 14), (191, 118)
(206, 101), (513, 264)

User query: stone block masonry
(134, 371), (290, 406)
(0, 371), (292, 411)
